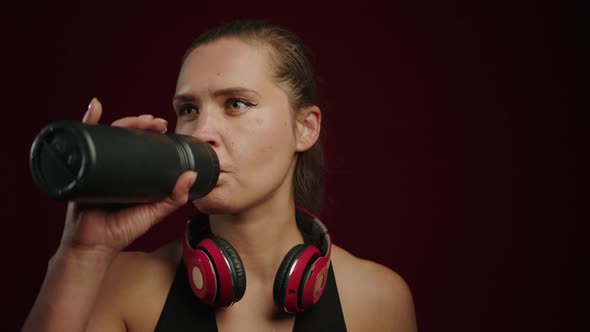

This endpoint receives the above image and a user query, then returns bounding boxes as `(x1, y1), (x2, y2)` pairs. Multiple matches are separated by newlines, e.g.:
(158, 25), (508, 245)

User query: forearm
(21, 246), (116, 332)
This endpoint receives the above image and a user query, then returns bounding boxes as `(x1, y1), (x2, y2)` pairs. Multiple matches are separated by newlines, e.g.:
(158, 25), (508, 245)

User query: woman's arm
(21, 99), (196, 332)
(22, 246), (121, 332)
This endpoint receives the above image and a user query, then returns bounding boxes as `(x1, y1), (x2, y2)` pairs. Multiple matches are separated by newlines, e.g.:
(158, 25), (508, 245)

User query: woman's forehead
(176, 38), (274, 93)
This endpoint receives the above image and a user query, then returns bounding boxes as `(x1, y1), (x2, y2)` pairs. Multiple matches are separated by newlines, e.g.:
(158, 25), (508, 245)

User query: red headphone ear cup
(183, 239), (219, 306)
(210, 237), (247, 303)
(273, 244), (307, 311)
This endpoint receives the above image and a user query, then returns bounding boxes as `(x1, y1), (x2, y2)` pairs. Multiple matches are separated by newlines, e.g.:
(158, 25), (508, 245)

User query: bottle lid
(29, 121), (91, 199)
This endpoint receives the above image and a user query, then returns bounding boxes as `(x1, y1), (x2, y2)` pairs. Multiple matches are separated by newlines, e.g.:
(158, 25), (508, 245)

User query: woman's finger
(82, 98), (103, 124)
(111, 116), (168, 132)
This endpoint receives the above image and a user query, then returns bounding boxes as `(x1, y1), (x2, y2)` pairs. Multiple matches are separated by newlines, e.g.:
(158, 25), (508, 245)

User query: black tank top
(154, 261), (348, 331)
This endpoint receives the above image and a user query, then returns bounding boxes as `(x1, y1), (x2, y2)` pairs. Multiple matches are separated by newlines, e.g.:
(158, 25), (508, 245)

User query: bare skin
(86, 241), (416, 332)
(22, 38), (417, 332)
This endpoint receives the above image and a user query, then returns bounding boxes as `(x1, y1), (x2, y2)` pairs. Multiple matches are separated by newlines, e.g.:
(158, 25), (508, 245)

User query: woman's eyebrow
(173, 87), (260, 103)
(173, 94), (196, 103)
(213, 87), (261, 99)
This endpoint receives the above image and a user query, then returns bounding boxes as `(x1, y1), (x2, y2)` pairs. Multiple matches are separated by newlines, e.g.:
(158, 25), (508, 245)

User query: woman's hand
(60, 98), (197, 258)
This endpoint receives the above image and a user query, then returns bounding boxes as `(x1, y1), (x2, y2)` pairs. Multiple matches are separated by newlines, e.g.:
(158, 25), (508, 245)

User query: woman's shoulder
(107, 239), (183, 286)
(88, 240), (183, 331)
(110, 239), (183, 300)
(331, 244), (417, 332)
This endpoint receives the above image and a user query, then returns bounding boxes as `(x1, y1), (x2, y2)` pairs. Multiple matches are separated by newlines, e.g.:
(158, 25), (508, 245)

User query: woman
(22, 20), (417, 332)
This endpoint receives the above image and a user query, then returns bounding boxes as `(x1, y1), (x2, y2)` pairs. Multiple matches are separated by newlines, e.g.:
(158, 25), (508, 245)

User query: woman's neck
(209, 196), (304, 284)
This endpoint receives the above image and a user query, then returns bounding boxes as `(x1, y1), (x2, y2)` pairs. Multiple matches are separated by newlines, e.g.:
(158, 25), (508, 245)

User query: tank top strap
(292, 262), (348, 331)
(154, 261), (218, 331)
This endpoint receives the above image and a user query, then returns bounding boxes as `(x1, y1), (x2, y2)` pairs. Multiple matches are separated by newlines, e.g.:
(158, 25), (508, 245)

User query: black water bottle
(29, 120), (219, 203)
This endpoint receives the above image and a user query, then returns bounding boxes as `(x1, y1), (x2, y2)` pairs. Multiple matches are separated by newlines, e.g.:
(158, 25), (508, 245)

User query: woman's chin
(191, 192), (237, 215)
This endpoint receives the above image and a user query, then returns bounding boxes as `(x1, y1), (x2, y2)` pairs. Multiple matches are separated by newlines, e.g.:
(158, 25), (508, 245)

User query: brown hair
(183, 20), (325, 215)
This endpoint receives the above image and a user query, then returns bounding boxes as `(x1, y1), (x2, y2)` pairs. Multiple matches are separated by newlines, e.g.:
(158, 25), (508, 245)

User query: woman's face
(174, 38), (297, 214)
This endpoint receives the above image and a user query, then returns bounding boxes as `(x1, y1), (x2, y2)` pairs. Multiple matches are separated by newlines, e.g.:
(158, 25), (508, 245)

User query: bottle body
(30, 120), (219, 202)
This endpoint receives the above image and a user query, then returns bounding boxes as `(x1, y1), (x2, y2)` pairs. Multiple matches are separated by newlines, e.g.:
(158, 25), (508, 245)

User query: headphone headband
(186, 207), (331, 259)
(294, 206), (331, 258)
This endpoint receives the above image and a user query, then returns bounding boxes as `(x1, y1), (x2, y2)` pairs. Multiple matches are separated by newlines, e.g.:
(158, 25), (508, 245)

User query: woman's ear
(295, 105), (321, 152)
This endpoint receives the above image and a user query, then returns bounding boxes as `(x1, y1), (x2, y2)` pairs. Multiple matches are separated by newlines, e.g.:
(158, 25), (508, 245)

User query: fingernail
(156, 118), (168, 126)
(83, 98), (95, 122)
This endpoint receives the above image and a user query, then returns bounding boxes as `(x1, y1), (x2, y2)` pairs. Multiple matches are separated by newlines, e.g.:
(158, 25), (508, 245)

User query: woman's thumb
(172, 171), (198, 203)
(147, 171), (198, 223)
(186, 171), (198, 191)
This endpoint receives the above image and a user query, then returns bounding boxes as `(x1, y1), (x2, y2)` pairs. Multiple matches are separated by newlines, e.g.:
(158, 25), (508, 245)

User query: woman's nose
(191, 109), (220, 148)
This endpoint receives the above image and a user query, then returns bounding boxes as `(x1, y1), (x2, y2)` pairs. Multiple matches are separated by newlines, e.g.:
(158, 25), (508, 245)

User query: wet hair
(183, 20), (325, 215)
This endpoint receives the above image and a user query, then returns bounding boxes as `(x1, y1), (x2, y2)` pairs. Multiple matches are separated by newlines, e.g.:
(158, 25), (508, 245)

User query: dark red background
(2, 1), (579, 331)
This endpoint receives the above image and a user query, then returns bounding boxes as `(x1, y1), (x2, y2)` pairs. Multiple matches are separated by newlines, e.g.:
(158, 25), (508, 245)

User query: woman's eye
(177, 104), (199, 119)
(227, 98), (255, 112)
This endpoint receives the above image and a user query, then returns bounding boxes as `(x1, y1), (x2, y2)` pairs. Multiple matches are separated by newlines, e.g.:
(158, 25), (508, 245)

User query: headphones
(182, 206), (332, 313)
